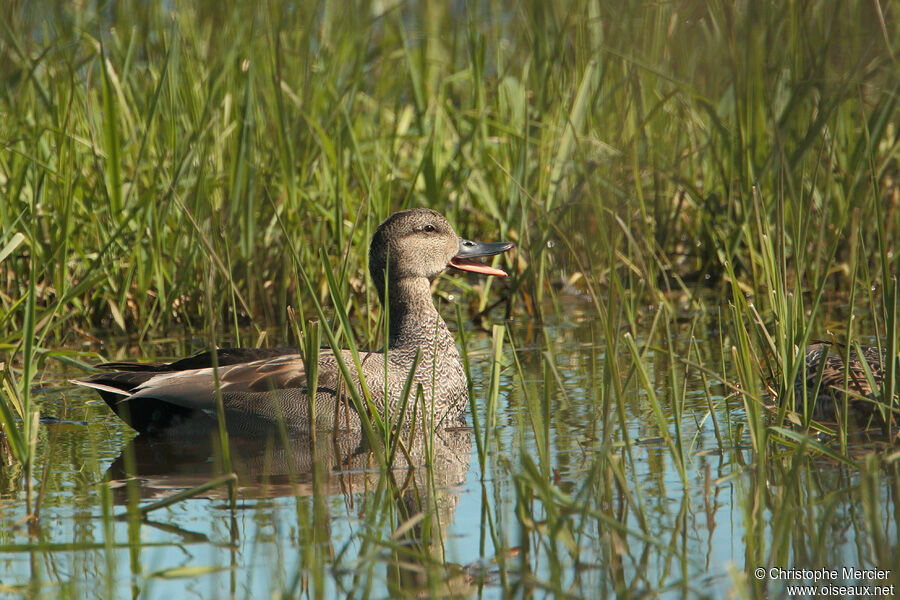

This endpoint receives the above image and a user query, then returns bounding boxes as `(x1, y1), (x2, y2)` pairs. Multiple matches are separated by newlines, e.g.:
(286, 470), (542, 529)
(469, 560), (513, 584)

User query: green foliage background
(2, 1), (896, 342)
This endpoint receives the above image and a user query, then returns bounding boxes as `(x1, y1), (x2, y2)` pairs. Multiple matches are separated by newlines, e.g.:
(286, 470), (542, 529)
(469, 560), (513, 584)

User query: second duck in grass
(74, 209), (514, 435)
(791, 340), (894, 425)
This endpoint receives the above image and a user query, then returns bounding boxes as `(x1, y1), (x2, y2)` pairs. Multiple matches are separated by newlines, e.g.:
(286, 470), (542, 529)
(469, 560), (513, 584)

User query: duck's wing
(96, 347), (301, 372)
(114, 353), (315, 410)
(72, 348), (334, 430)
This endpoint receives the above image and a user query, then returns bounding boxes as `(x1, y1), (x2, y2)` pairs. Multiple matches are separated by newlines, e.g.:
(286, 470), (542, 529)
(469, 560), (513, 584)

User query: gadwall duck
(74, 209), (514, 435)
(791, 341), (893, 423)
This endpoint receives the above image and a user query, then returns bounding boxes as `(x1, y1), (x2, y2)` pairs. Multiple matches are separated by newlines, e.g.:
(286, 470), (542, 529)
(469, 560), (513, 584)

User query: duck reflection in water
(107, 421), (478, 597)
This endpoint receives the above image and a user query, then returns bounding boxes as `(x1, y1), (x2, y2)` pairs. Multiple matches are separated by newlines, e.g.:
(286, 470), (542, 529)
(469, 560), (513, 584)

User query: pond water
(1, 307), (897, 598)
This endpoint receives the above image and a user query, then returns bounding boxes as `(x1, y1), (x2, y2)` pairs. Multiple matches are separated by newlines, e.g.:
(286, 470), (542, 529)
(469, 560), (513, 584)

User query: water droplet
(704, 273), (711, 280)
(546, 240), (555, 249)
(447, 294), (455, 301)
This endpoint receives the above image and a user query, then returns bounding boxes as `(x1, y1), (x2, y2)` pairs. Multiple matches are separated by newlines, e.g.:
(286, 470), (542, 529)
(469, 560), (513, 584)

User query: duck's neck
(384, 277), (453, 352)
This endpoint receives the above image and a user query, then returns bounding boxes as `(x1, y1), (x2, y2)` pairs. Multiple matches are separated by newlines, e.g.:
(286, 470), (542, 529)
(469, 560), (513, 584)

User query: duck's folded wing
(97, 347), (301, 372)
(72, 348), (363, 433)
(123, 353), (310, 412)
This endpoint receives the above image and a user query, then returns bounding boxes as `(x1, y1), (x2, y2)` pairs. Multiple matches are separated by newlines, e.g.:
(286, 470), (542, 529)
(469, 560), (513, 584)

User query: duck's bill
(450, 240), (515, 277)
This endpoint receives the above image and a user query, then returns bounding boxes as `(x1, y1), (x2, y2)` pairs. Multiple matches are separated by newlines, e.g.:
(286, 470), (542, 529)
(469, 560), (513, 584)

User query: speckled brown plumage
(74, 209), (514, 435)
(793, 341), (889, 422)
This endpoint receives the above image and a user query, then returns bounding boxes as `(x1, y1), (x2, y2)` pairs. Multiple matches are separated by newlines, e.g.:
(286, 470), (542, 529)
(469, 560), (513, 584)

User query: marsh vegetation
(1, 0), (899, 597)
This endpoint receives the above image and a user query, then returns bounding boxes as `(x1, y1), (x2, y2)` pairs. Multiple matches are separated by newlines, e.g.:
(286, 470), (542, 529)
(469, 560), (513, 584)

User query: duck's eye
(423, 224), (436, 233)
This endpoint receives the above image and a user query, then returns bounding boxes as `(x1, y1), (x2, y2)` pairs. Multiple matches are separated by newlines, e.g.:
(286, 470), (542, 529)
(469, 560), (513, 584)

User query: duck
(792, 340), (893, 424)
(73, 209), (514, 435)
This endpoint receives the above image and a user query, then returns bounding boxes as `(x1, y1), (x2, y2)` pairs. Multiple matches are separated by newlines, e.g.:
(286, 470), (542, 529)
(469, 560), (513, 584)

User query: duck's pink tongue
(449, 257), (508, 277)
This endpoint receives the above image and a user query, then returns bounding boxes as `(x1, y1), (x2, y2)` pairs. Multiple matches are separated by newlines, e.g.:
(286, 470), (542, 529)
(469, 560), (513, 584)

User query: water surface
(1, 311), (897, 598)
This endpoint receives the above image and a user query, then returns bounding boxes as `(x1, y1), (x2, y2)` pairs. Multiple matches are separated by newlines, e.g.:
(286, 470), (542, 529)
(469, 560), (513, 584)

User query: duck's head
(369, 208), (514, 298)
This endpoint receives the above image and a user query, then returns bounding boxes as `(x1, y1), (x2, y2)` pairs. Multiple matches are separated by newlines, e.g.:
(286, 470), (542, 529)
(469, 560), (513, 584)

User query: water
(1, 311), (897, 598)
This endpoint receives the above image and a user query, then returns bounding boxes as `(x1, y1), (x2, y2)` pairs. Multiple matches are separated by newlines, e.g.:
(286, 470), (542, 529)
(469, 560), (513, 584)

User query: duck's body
(74, 209), (513, 435)
(793, 341), (889, 423)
